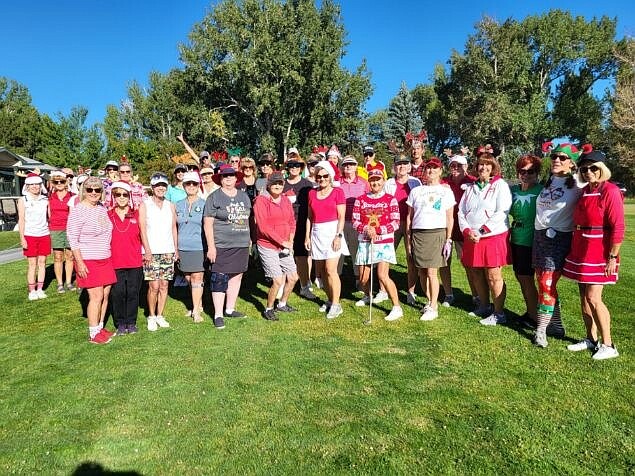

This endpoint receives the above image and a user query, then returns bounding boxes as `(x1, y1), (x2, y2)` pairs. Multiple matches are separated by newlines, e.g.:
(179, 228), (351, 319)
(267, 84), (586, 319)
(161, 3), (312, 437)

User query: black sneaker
(213, 316), (225, 329)
(276, 304), (297, 313)
(224, 310), (246, 318)
(262, 309), (279, 321)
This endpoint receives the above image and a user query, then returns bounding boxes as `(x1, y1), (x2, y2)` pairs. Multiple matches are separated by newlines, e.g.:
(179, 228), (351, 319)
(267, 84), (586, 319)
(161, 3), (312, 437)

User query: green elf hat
(550, 143), (581, 162)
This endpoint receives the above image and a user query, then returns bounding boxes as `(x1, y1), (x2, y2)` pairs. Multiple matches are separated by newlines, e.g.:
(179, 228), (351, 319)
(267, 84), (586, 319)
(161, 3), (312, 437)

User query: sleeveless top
(144, 198), (175, 254)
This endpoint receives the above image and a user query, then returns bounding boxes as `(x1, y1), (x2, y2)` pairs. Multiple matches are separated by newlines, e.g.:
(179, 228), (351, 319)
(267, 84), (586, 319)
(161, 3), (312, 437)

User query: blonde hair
(578, 161), (611, 182)
(81, 176), (105, 201)
(240, 157), (256, 169)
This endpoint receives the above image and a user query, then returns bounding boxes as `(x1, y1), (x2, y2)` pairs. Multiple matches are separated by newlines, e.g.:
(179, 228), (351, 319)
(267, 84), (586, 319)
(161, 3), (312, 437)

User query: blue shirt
(175, 197), (206, 251)
(166, 185), (187, 203)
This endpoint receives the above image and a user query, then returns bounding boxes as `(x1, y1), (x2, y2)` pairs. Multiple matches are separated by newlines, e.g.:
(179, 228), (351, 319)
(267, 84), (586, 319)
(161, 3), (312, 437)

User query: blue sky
(2, 0), (633, 126)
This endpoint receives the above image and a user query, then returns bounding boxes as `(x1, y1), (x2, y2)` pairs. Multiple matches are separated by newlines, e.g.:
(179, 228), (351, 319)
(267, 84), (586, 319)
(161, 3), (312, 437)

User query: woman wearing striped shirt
(67, 176), (117, 345)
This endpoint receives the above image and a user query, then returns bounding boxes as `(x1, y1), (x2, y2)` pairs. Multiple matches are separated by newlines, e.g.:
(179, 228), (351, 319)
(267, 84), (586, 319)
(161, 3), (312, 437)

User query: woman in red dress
(563, 149), (624, 360)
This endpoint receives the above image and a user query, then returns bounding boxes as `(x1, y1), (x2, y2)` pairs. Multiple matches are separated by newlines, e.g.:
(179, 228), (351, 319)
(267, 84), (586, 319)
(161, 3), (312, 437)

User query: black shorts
(511, 243), (534, 276)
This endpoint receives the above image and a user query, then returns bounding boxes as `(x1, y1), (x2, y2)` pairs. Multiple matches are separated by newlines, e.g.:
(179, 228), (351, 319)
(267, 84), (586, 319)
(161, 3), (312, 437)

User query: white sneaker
(479, 312), (506, 326)
(385, 306), (403, 321)
(319, 301), (331, 313)
(355, 295), (370, 307)
(326, 303), (343, 319)
(36, 289), (47, 299)
(441, 295), (455, 307)
(419, 305), (438, 321)
(406, 292), (417, 306)
(469, 305), (492, 318)
(299, 285), (317, 300)
(567, 338), (597, 352)
(374, 290), (389, 303)
(28, 290), (39, 301)
(155, 315), (170, 328)
(147, 316), (158, 332)
(592, 344), (619, 360)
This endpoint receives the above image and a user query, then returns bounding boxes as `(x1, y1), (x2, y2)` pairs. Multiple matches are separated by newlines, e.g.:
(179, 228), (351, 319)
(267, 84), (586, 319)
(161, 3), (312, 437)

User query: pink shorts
(76, 258), (117, 289)
(462, 232), (511, 268)
(23, 235), (51, 258)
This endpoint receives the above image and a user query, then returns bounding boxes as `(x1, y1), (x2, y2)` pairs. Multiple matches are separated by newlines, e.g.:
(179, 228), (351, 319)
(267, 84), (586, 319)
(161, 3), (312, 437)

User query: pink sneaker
(89, 332), (111, 345)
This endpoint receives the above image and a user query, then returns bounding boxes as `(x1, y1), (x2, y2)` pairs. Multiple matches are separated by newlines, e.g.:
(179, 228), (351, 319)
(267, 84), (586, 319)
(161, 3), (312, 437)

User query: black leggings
(111, 267), (143, 327)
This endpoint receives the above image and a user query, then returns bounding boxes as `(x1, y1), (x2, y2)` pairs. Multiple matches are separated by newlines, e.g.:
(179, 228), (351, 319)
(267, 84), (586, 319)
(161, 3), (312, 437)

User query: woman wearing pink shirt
(305, 161), (347, 319)
(67, 176), (117, 345)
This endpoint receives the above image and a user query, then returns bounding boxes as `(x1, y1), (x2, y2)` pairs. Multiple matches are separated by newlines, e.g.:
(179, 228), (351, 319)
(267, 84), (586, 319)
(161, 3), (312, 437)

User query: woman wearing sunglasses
(531, 144), (583, 348)
(203, 164), (251, 329)
(48, 170), (76, 294)
(508, 155), (543, 328)
(108, 182), (146, 335)
(67, 176), (117, 344)
(563, 149), (624, 360)
(305, 161), (347, 319)
(176, 172), (207, 323)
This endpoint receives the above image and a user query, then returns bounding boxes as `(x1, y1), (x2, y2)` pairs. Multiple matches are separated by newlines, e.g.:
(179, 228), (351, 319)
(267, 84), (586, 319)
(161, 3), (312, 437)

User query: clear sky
(2, 0), (633, 126)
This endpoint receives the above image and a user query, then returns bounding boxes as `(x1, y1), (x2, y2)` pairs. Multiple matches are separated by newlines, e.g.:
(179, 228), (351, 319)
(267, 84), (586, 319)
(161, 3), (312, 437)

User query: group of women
(16, 142), (625, 359)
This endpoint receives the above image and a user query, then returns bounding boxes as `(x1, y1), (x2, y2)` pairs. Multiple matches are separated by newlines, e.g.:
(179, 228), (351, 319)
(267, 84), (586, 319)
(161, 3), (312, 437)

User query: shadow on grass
(72, 462), (142, 475)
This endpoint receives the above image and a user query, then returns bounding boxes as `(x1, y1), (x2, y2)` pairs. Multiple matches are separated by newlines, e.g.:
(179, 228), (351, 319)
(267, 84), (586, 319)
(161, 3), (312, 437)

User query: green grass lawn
(0, 209), (633, 475)
(0, 231), (19, 251)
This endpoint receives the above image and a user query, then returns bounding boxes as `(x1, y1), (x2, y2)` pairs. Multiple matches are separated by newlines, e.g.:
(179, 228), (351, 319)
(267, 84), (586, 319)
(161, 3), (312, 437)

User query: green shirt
(509, 183), (543, 246)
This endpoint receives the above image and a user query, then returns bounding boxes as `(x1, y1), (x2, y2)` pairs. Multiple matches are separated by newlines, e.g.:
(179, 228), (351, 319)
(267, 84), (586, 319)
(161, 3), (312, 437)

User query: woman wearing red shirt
(108, 181), (147, 335)
(48, 170), (76, 293)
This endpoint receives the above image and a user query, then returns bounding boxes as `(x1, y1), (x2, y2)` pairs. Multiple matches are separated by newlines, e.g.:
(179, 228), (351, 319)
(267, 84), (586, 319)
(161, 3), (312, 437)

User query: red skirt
(76, 258), (117, 289)
(462, 232), (511, 268)
(563, 230), (618, 284)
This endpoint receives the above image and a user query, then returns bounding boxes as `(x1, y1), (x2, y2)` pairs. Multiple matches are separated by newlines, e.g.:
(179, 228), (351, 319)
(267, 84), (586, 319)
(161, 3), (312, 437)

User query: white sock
(278, 301), (286, 308)
(89, 326), (100, 338)
(97, 322), (103, 330)
(225, 308), (234, 315)
(265, 307), (273, 311)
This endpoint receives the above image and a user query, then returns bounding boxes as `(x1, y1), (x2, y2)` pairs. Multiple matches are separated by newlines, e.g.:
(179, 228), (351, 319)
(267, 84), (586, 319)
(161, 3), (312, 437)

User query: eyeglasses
(184, 181), (199, 186)
(579, 165), (600, 174)
(316, 174), (330, 180)
(85, 187), (102, 193)
(230, 160), (240, 164)
(518, 169), (536, 175)
(52, 180), (66, 185)
(113, 192), (129, 198)
(119, 170), (131, 174)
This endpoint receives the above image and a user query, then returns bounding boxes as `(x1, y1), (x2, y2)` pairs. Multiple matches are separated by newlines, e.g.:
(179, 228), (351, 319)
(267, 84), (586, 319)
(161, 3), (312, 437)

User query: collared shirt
(339, 175), (370, 221)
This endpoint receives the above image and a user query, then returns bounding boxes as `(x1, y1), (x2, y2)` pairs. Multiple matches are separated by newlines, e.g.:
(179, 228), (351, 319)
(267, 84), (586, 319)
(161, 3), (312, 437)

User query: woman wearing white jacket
(458, 153), (512, 326)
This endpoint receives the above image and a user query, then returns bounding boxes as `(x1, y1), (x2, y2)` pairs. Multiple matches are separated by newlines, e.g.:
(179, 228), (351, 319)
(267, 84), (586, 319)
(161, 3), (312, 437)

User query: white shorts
(311, 220), (349, 260)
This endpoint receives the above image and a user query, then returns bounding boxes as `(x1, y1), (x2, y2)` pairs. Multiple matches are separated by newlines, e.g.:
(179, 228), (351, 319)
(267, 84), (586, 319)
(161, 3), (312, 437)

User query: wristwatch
(608, 254), (618, 260)
(336, 233), (343, 238)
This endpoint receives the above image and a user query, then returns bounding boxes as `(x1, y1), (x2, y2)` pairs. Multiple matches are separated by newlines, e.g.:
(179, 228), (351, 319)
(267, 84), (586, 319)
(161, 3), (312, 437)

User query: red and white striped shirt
(67, 202), (112, 259)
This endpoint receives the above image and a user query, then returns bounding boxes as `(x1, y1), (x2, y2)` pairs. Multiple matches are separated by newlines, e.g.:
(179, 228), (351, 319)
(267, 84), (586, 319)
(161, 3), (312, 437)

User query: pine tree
(385, 82), (423, 144)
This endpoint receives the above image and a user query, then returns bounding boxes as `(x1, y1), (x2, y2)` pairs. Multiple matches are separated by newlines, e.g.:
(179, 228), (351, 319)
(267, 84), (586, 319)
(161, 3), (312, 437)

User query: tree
(385, 82), (423, 144)
(0, 77), (43, 158)
(426, 10), (618, 168)
(179, 0), (371, 156)
(608, 37), (635, 191)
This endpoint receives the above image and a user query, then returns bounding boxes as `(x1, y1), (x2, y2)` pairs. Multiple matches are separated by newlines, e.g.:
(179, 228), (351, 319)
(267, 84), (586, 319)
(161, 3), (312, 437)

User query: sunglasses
(222, 174), (236, 178)
(85, 187), (102, 193)
(518, 169), (536, 175)
(307, 162), (318, 167)
(286, 164), (302, 169)
(184, 181), (199, 186)
(202, 172), (214, 176)
(66, 175), (74, 179)
(551, 155), (569, 161)
(579, 165), (600, 174)
(105, 168), (117, 172)
(119, 170), (131, 174)
(113, 192), (129, 198)
(316, 174), (330, 180)
(363, 153), (374, 157)
(259, 162), (273, 166)
(52, 180), (66, 185)
(242, 166), (254, 170)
